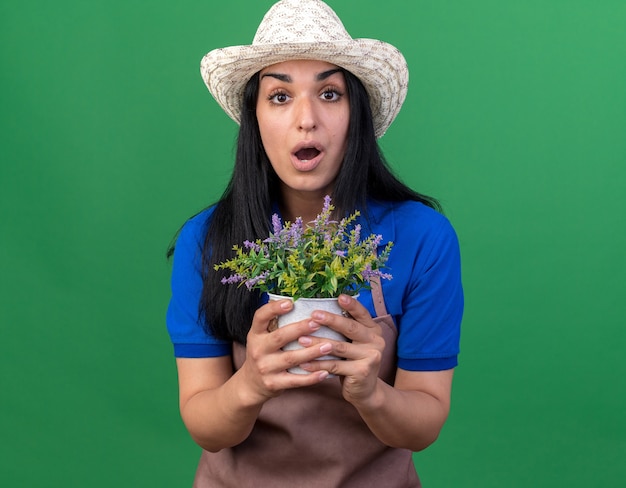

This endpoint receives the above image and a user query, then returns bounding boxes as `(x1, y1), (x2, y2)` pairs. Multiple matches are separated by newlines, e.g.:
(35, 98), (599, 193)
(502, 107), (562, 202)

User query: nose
(296, 97), (317, 132)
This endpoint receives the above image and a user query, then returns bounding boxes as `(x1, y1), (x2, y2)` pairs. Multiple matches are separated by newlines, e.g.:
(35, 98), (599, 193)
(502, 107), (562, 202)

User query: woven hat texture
(200, 0), (409, 138)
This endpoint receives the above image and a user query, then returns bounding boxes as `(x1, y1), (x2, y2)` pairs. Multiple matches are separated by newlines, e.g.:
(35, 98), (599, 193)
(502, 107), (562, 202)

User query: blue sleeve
(165, 211), (231, 358)
(396, 216), (464, 371)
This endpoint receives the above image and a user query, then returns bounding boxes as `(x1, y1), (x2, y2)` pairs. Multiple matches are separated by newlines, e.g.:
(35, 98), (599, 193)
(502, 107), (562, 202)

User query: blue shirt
(166, 199), (463, 371)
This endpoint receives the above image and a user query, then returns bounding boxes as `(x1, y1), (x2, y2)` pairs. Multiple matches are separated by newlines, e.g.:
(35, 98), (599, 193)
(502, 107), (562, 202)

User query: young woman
(166, 1), (463, 486)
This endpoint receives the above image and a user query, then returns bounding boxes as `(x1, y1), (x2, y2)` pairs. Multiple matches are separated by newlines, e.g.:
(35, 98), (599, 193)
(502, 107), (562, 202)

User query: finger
(278, 341), (335, 370)
(298, 335), (352, 356)
(249, 341), (335, 388)
(300, 345), (382, 379)
(264, 317), (326, 353)
(336, 294), (376, 326)
(249, 299), (293, 335)
(298, 336), (364, 362)
(299, 357), (351, 379)
(271, 369), (330, 388)
(309, 301), (380, 344)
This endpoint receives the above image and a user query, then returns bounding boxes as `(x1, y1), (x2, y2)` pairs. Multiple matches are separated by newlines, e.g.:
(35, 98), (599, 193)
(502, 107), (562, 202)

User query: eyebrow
(261, 68), (343, 83)
(316, 68), (342, 81)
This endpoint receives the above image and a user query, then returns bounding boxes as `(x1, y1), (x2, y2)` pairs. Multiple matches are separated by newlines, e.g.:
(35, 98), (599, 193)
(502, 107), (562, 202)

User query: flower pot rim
(267, 293), (359, 302)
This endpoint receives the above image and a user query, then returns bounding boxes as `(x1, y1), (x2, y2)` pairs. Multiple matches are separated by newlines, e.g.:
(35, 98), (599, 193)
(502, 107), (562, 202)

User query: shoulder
(365, 199), (461, 281)
(366, 201), (463, 371)
(367, 198), (448, 223)
(168, 206), (217, 271)
(366, 199), (456, 246)
(175, 206), (216, 249)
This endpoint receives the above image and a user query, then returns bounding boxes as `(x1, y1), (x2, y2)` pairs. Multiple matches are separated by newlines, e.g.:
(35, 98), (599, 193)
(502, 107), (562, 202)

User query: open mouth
(294, 147), (321, 162)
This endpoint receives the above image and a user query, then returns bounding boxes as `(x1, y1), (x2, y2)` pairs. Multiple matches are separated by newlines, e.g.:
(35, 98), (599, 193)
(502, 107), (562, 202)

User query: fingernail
(320, 343), (332, 354)
(318, 371), (329, 380)
(312, 311), (325, 320)
(309, 320), (320, 331)
(339, 295), (351, 305)
(299, 336), (312, 346)
(280, 300), (292, 310)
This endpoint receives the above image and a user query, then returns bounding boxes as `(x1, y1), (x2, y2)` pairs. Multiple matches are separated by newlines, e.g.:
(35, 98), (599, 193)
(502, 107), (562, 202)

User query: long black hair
(185, 69), (440, 344)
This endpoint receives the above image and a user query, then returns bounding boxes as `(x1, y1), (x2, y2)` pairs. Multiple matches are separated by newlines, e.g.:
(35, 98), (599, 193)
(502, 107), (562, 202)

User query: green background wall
(1, 0), (624, 486)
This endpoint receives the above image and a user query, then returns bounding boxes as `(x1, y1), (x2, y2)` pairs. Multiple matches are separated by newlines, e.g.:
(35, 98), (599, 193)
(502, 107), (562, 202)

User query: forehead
(259, 59), (342, 78)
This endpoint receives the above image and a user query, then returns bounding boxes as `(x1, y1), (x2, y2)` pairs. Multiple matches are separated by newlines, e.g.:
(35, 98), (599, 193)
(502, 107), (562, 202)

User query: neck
(279, 188), (331, 224)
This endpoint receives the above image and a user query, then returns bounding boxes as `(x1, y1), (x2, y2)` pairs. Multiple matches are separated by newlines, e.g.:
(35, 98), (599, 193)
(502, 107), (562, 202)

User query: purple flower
(287, 217), (304, 245)
(313, 195), (335, 229)
(272, 213), (282, 235)
(216, 195), (394, 299)
(371, 234), (383, 247)
(243, 240), (261, 252)
(323, 194), (332, 212)
(265, 214), (284, 244)
(221, 274), (244, 285)
(244, 271), (270, 290)
(337, 217), (348, 236)
(360, 264), (393, 282)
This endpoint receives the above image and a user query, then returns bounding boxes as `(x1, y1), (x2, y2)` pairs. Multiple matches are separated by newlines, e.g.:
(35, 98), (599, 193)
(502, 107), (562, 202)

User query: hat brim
(201, 39), (408, 138)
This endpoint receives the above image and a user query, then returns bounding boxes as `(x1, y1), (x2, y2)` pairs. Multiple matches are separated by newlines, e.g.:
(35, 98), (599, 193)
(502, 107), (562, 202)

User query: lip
(290, 141), (324, 172)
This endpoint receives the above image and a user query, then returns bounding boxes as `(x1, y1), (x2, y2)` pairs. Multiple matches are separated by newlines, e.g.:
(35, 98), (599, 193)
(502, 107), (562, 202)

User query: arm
(176, 298), (334, 452)
(169, 216), (336, 451)
(176, 355), (260, 452)
(351, 368), (453, 451)
(299, 294), (453, 451)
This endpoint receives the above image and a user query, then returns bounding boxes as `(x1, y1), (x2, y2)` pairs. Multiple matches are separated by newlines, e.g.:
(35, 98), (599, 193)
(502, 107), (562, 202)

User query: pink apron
(193, 280), (421, 487)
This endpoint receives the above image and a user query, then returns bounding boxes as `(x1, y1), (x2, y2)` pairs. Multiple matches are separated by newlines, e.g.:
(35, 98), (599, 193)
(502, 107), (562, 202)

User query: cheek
(256, 113), (275, 147)
(257, 109), (281, 144)
(257, 116), (286, 168)
(333, 106), (350, 137)
(333, 115), (350, 155)
(258, 124), (279, 157)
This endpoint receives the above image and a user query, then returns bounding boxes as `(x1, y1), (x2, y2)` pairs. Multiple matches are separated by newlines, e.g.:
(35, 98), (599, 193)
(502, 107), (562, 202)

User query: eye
(268, 90), (291, 105)
(320, 88), (343, 102)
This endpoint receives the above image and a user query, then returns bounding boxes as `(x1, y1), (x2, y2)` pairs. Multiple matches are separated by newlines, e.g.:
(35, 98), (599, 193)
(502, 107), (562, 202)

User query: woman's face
(256, 59), (350, 204)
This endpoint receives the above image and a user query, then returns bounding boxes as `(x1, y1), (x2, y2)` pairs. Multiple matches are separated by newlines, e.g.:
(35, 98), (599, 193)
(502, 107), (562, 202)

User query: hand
(239, 298), (332, 404)
(297, 294), (386, 406)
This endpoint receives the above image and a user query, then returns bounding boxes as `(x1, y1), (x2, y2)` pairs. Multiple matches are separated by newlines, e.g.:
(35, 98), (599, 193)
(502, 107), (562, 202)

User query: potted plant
(215, 195), (393, 373)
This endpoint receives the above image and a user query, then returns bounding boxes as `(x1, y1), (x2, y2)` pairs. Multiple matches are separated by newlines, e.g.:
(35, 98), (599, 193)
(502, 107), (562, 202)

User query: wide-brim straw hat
(200, 0), (409, 138)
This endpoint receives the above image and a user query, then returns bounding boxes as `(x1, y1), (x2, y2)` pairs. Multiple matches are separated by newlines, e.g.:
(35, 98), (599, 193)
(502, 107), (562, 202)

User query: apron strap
(369, 274), (389, 318)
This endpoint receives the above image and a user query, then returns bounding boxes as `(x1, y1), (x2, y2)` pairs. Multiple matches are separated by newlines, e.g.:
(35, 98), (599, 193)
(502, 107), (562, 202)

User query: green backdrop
(1, 1), (624, 486)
